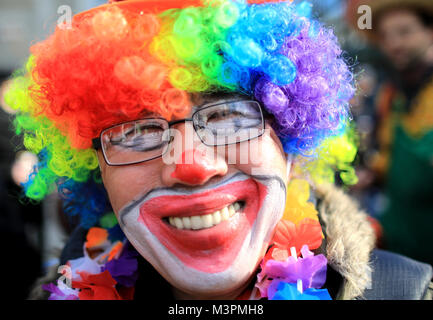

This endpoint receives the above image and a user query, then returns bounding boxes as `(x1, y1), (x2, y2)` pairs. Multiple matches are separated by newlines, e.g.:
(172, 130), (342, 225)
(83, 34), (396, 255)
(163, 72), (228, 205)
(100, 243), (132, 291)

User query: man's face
(97, 95), (289, 299)
(377, 8), (433, 70)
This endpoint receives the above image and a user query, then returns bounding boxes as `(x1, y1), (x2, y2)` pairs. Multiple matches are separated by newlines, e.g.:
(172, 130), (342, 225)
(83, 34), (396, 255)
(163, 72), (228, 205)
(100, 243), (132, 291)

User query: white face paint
(118, 172), (286, 298)
(97, 97), (290, 298)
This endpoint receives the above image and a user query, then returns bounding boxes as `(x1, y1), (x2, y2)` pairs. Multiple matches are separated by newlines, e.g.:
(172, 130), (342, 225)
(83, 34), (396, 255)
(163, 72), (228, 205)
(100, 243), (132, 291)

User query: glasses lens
(101, 119), (169, 165)
(193, 101), (264, 146)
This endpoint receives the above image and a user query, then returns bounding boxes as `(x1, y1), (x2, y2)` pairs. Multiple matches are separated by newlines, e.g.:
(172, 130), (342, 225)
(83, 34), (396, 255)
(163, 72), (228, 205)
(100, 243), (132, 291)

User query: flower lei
(43, 179), (331, 300)
(43, 226), (139, 300)
(252, 179), (331, 300)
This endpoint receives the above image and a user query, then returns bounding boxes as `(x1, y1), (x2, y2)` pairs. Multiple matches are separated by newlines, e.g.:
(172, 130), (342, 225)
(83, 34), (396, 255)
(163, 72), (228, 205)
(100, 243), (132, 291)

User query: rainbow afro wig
(5, 0), (358, 229)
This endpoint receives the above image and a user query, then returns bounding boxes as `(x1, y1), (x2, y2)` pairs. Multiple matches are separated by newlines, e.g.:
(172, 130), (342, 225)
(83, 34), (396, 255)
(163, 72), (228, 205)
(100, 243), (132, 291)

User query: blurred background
(0, 0), (432, 299)
(0, 0), (105, 299)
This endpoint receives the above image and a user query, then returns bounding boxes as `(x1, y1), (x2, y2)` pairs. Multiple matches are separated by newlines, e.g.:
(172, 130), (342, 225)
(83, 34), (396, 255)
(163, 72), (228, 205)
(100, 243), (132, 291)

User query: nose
(161, 124), (228, 186)
(170, 149), (223, 185)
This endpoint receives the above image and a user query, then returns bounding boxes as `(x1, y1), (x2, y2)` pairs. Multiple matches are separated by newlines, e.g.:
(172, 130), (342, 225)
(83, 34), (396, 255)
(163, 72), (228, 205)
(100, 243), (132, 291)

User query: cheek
(412, 32), (432, 49)
(231, 130), (287, 181)
(98, 154), (164, 213)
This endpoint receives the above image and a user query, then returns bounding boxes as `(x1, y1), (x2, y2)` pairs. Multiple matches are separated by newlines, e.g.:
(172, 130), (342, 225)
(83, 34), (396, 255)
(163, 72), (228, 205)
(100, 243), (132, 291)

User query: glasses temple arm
(92, 138), (102, 150)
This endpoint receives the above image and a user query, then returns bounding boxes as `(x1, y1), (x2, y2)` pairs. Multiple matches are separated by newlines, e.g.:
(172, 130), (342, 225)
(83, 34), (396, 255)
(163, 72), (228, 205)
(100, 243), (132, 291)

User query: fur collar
(315, 183), (376, 300)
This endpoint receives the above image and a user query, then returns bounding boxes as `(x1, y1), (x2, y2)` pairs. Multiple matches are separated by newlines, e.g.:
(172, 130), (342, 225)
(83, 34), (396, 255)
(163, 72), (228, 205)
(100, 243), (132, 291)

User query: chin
(117, 172), (286, 298)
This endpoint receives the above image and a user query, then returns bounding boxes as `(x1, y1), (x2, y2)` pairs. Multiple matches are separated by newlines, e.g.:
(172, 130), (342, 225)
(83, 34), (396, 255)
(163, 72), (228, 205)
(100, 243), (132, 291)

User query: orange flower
(108, 241), (123, 261)
(85, 227), (109, 249)
(261, 246), (289, 269)
(271, 218), (323, 256)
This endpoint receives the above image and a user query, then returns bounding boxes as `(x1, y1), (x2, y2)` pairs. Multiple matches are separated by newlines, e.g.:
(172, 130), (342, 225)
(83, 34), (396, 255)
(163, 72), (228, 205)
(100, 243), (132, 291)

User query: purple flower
(259, 245), (327, 292)
(42, 283), (79, 300)
(102, 242), (139, 287)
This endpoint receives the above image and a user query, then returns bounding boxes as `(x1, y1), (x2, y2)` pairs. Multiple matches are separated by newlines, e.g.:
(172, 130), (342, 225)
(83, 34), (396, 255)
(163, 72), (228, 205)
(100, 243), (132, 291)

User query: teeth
(234, 202), (240, 211)
(167, 202), (243, 230)
(202, 214), (213, 228)
(191, 216), (202, 230)
(227, 205), (235, 217)
(221, 207), (230, 220)
(182, 217), (191, 229)
(212, 211), (221, 225)
(174, 217), (183, 229)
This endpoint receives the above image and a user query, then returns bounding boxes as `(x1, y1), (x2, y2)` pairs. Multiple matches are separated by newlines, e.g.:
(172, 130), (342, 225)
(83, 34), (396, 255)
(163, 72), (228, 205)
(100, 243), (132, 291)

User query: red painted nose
(171, 149), (218, 185)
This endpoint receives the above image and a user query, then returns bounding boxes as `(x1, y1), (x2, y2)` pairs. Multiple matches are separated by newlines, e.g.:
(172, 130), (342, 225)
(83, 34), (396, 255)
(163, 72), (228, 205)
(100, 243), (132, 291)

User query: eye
(110, 123), (161, 142)
(192, 101), (264, 146)
(206, 109), (242, 122)
(107, 122), (166, 152)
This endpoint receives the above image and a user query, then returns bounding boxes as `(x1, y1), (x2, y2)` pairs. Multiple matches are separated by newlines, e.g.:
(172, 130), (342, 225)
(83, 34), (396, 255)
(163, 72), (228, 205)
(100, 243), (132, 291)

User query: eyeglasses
(92, 100), (265, 166)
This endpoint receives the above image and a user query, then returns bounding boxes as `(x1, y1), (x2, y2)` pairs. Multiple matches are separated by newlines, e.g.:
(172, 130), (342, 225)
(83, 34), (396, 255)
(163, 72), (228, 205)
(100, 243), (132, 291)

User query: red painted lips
(137, 178), (267, 273)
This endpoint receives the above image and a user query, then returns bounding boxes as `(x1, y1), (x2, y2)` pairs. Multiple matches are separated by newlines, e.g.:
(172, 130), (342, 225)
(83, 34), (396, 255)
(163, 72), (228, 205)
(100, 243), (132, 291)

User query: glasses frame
(92, 100), (265, 166)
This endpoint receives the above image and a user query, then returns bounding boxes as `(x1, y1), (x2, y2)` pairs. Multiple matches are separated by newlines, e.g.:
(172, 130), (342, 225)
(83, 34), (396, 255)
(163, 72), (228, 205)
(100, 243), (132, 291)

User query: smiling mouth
(135, 178), (265, 272)
(116, 170), (287, 272)
(164, 201), (245, 230)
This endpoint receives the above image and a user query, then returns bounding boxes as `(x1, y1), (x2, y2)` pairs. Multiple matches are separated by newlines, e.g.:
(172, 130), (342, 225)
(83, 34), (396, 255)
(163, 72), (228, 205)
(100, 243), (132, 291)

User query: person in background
(347, 0), (433, 266)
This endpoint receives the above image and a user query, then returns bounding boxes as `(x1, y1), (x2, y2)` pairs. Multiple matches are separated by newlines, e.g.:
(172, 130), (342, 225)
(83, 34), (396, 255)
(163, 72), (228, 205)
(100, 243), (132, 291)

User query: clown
(6, 0), (432, 300)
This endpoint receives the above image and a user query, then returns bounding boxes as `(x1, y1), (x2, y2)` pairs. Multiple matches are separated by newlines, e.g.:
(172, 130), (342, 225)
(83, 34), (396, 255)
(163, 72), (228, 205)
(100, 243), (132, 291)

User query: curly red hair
(29, 6), (191, 149)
